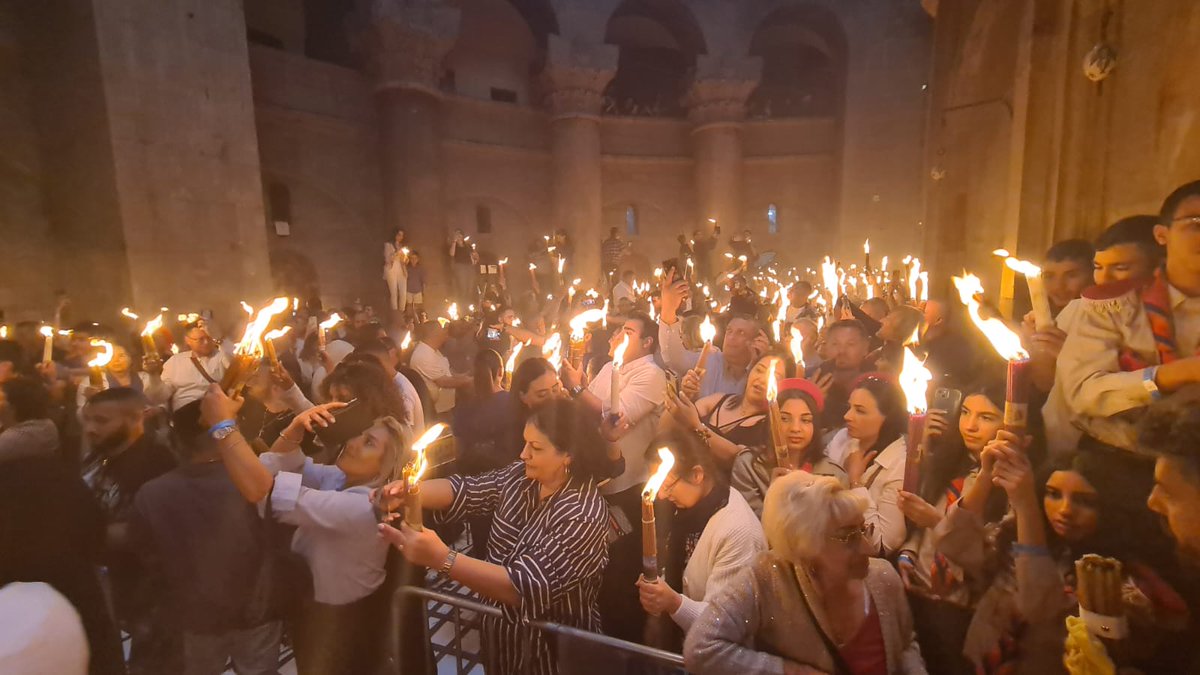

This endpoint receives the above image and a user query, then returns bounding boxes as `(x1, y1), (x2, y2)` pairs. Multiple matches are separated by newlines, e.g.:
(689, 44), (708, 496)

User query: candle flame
(121, 307), (139, 320)
(1003, 257), (1043, 279)
(39, 326), (53, 338)
(263, 326), (292, 342)
(447, 303), (459, 321)
(952, 274), (1030, 361)
(643, 447), (676, 501)
(898, 347), (932, 414)
(87, 339), (115, 369)
(557, 257), (565, 274)
(400, 332), (412, 350)
(499, 258), (508, 265)
(864, 239), (870, 254)
(529, 263), (537, 271)
(612, 333), (631, 369)
(319, 313), (342, 331)
(141, 314), (164, 338)
(542, 333), (563, 369)
(993, 248), (1011, 258)
(790, 326), (805, 369)
(569, 308), (607, 340)
(653, 267), (662, 278)
(699, 315), (717, 344)
(821, 256), (838, 298)
(292, 298), (300, 312)
(409, 422), (447, 484)
(908, 258), (922, 300)
(240, 301), (254, 316)
(505, 341), (524, 374)
(765, 358), (779, 404)
(881, 256), (889, 272)
(919, 271), (929, 303)
(772, 319), (782, 343)
(234, 297), (290, 357)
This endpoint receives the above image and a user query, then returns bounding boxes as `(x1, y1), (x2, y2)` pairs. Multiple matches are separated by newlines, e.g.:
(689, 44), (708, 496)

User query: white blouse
(824, 429), (908, 555)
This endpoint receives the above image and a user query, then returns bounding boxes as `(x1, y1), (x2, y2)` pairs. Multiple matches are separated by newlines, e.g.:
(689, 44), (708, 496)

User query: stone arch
(746, 2), (848, 120)
(602, 0), (707, 118)
(445, 0), (559, 105)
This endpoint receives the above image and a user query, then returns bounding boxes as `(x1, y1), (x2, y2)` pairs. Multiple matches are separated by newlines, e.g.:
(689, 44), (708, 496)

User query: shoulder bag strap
(791, 567), (853, 675)
(190, 356), (218, 384)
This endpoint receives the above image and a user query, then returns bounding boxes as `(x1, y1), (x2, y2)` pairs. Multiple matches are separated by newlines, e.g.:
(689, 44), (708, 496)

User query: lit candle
(404, 423), (447, 531)
(696, 315), (717, 373)
(318, 313), (342, 351)
(610, 334), (631, 416)
(765, 359), (789, 470)
(399, 331), (412, 351)
(120, 307), (139, 321)
(222, 297), (290, 395)
(40, 326), (54, 364)
(954, 274), (1032, 434)
(447, 303), (459, 322)
(789, 325), (805, 371)
(1002, 256), (1054, 331)
(504, 341), (525, 388)
(908, 258), (922, 303)
(87, 339), (114, 388)
(898, 346), (933, 492)
(542, 332), (563, 370)
(641, 447), (676, 582)
(263, 327), (291, 367)
(141, 314), (164, 357)
(863, 239), (871, 271)
(569, 307), (607, 367)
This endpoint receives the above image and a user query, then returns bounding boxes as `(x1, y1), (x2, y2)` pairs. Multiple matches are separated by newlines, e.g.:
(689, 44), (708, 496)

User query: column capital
(687, 55), (761, 129)
(540, 35), (617, 120)
(357, 0), (460, 96)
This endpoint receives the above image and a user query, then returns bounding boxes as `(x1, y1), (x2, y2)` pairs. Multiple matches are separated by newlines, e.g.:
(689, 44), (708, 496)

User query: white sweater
(671, 488), (767, 632)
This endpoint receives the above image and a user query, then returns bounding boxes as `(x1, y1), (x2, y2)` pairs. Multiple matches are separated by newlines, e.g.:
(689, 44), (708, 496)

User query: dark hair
(0, 340), (26, 370)
(415, 321), (441, 342)
(182, 319), (207, 334)
(660, 427), (726, 492)
(1045, 238), (1095, 266)
(1033, 450), (1132, 559)
(826, 319), (868, 341)
(0, 376), (50, 423)
(474, 349), (503, 398)
(728, 350), (797, 409)
(86, 386), (146, 409)
(623, 311), (659, 355)
(1095, 215), (1164, 266)
(511, 357), (556, 398)
(170, 401), (209, 459)
(777, 388), (825, 466)
(1138, 384), (1200, 478)
(1159, 180), (1200, 226)
(919, 378), (1008, 521)
(527, 398), (608, 482)
(321, 360), (407, 422)
(849, 376), (908, 455)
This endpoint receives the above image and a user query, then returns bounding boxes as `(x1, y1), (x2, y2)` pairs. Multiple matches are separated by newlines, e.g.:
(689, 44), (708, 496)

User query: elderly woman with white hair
(685, 473), (926, 675)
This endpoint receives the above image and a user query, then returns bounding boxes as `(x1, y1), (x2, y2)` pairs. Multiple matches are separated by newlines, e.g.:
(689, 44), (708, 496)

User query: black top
(132, 461), (273, 633)
(453, 391), (522, 476)
(702, 394), (769, 450)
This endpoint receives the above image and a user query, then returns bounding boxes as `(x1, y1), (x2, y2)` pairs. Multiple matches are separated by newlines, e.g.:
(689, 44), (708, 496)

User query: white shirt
(587, 353), (666, 494)
(411, 341), (456, 413)
(151, 350), (230, 410)
(393, 371), (425, 436)
(825, 428), (908, 555)
(613, 281), (635, 306)
(671, 489), (766, 632)
(0, 582), (88, 675)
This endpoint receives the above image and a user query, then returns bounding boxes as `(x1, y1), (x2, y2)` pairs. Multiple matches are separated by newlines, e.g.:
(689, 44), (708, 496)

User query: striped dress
(439, 461), (609, 675)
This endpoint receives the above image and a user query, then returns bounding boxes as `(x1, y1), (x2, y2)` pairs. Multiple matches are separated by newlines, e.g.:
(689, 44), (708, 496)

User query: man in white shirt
(145, 319), (230, 410)
(409, 321), (471, 419)
(560, 310), (665, 642)
(612, 270), (636, 308)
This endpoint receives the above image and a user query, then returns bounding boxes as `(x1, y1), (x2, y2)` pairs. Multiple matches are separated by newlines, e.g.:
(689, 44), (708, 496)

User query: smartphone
(931, 387), (963, 416)
(581, 296), (598, 309)
(661, 258), (681, 280)
(315, 399), (375, 448)
(486, 327), (501, 341)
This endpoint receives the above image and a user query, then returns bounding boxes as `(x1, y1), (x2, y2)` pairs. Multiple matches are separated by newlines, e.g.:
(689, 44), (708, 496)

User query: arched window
(625, 206), (639, 236)
(603, 0), (706, 118)
(747, 5), (847, 120)
(768, 204), (779, 235)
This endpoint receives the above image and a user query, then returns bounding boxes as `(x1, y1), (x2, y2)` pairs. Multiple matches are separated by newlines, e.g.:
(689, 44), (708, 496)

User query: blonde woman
(685, 473), (926, 675)
(200, 383), (411, 675)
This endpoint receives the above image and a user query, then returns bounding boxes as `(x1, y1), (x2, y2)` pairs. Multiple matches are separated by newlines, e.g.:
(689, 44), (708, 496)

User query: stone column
(365, 1), (459, 301)
(688, 60), (757, 234)
(542, 42), (616, 285)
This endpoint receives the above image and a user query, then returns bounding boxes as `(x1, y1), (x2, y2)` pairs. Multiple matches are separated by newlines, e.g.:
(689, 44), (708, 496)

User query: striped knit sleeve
(436, 461), (523, 524)
(502, 489), (609, 623)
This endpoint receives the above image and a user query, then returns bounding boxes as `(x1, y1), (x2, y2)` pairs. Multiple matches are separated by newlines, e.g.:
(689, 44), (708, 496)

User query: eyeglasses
(829, 522), (874, 545)
(186, 333), (216, 344)
(1171, 216), (1200, 227)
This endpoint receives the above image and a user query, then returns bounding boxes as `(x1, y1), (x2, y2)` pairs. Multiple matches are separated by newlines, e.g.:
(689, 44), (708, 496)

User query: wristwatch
(438, 550), (459, 578)
(569, 384), (585, 399)
(209, 419), (238, 441)
(1143, 366), (1162, 401)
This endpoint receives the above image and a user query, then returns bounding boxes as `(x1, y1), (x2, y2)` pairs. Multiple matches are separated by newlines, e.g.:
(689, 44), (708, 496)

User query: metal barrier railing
(389, 583), (686, 674)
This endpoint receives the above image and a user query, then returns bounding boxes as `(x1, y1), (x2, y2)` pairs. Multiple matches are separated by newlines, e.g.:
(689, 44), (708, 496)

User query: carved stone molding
(357, 0), (460, 96)
(539, 35), (617, 120)
(687, 55), (760, 128)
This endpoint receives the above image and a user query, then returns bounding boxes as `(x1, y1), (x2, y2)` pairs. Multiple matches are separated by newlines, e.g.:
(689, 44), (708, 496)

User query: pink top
(839, 601), (888, 675)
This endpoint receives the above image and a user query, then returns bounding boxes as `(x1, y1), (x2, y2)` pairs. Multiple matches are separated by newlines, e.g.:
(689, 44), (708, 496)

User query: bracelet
(1011, 543), (1050, 558)
(207, 420), (236, 437)
(279, 428), (304, 444)
(438, 550), (459, 578)
(693, 426), (712, 444)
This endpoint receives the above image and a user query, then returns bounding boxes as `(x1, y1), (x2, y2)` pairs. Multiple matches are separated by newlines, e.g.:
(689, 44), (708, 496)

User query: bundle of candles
(641, 448), (676, 583)
(898, 346), (934, 492)
(765, 359), (790, 471)
(400, 423), (448, 531)
(86, 339), (114, 387)
(953, 274), (1032, 434)
(1075, 555), (1128, 641)
(220, 297), (289, 396)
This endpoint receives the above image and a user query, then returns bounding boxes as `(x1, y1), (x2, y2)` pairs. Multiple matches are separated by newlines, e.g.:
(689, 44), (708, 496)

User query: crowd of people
(5, 181), (1200, 675)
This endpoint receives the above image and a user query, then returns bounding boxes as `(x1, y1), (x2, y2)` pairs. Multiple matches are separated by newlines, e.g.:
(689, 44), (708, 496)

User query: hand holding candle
(222, 297), (290, 395)
(641, 448), (676, 582)
(263, 327), (291, 367)
(401, 423), (447, 531)
(86, 339), (114, 388)
(696, 315), (717, 374)
(610, 334), (631, 417)
(999, 255), (1054, 331)
(140, 314), (164, 358)
(318, 313), (342, 351)
(39, 326), (54, 364)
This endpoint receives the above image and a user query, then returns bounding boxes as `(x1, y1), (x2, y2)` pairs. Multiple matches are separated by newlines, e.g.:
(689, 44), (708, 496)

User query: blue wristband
(1011, 543), (1050, 558)
(207, 419), (236, 437)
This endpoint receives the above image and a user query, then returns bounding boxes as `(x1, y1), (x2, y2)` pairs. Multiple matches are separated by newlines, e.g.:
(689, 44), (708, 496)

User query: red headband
(779, 378), (825, 413)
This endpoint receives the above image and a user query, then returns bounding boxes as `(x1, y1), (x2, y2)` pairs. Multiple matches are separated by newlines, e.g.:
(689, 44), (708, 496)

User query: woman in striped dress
(378, 398), (610, 675)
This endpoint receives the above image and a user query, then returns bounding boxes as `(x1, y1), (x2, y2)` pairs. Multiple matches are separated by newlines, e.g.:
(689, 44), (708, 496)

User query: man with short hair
(786, 281), (819, 322)
(409, 321), (472, 419)
(1140, 385), (1200, 564)
(1093, 215), (1165, 285)
(1042, 238), (1095, 317)
(600, 227), (628, 287)
(0, 375), (58, 462)
(146, 319), (229, 410)
(658, 270), (763, 398)
(808, 320), (873, 430)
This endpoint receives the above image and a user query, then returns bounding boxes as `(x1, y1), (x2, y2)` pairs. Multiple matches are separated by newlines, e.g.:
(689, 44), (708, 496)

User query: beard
(88, 428), (132, 455)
